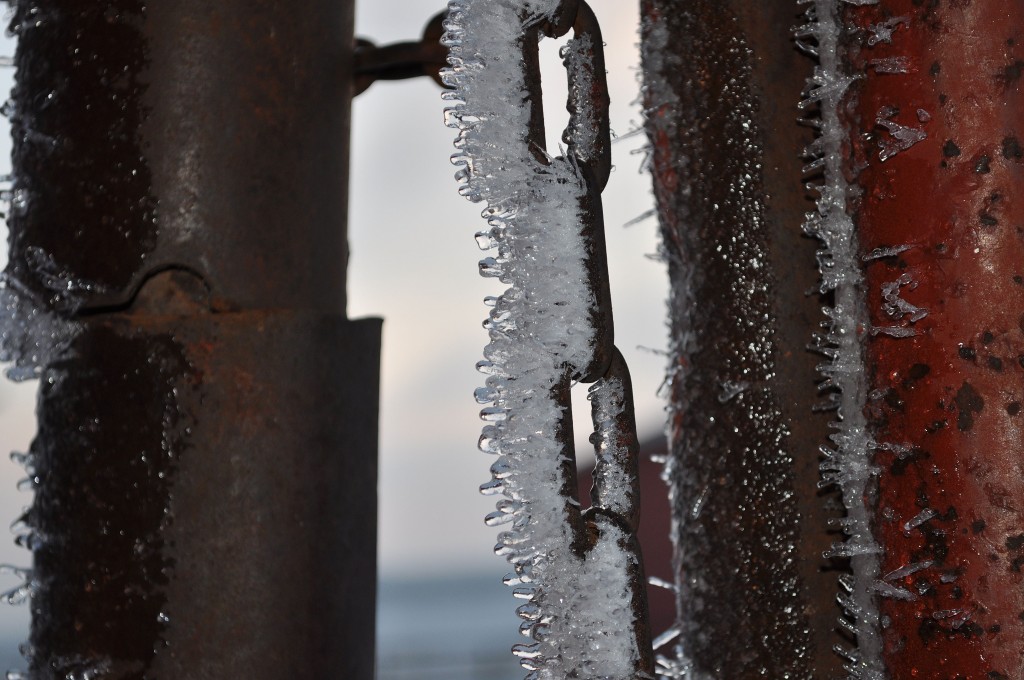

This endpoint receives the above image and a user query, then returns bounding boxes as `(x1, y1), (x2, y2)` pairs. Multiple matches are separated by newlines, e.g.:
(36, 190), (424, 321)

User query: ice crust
(0, 185), (81, 380)
(798, 0), (883, 678)
(442, 2), (641, 678)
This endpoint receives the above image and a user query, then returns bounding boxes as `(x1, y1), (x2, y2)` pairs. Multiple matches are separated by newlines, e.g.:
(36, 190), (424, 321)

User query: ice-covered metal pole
(640, 1), (845, 676)
(2, 1), (379, 677)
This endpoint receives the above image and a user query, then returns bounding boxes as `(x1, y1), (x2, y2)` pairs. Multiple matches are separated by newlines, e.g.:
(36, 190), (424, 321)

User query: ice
(871, 581), (917, 601)
(930, 608), (963, 620)
(866, 17), (908, 45)
(881, 273), (927, 323)
(882, 560), (933, 581)
(588, 375), (639, 525)
(647, 576), (676, 592)
(560, 35), (600, 166)
(716, 380), (750, 403)
(902, 508), (937, 533)
(652, 627), (681, 651)
(799, 1), (883, 676)
(0, 280), (79, 381)
(443, 1), (642, 677)
(876, 108), (927, 162)
(688, 485), (709, 521)
(869, 57), (911, 74)
(862, 244), (912, 261)
(871, 326), (917, 339)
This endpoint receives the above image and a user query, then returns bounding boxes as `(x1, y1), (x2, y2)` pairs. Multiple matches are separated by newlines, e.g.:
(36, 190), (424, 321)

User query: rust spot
(998, 60), (1024, 84)
(954, 382), (984, 431)
(1002, 136), (1023, 160)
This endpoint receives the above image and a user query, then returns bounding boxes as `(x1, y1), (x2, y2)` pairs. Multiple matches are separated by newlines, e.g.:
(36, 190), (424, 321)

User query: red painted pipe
(846, 2), (1024, 677)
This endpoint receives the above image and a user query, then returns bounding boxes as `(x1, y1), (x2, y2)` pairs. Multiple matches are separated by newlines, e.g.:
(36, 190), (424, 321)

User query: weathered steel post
(5, 1), (378, 677)
(642, 1), (1024, 678)
(846, 2), (1024, 677)
(640, 2), (842, 676)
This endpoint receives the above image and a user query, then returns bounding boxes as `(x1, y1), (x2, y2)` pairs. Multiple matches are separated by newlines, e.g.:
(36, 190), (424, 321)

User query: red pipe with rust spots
(845, 2), (1024, 677)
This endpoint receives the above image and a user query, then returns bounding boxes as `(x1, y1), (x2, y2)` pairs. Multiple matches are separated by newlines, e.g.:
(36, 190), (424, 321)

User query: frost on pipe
(641, 1), (849, 677)
(443, 1), (652, 677)
(798, 1), (884, 678)
(843, 1), (1024, 677)
(0, 1), (377, 676)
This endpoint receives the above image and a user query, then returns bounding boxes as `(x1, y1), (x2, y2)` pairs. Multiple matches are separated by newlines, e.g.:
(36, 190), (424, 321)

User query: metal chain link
(519, 3), (655, 675)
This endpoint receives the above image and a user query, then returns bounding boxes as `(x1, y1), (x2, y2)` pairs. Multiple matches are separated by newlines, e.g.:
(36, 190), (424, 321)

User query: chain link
(443, 0), (656, 674)
(520, 2), (655, 674)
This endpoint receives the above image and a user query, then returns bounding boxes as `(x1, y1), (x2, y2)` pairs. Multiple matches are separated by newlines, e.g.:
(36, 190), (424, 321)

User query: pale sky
(0, 0), (668, 657)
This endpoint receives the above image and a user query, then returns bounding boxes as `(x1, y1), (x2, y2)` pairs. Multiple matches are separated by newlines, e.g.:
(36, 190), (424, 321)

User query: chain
(444, 1), (654, 677)
(353, 11), (448, 95)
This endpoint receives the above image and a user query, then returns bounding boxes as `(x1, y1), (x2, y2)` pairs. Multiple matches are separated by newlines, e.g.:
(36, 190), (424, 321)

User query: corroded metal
(354, 11), (448, 95)
(8, 1), (353, 314)
(6, 1), (380, 677)
(641, 1), (842, 677)
(845, 2), (1024, 677)
(30, 309), (380, 678)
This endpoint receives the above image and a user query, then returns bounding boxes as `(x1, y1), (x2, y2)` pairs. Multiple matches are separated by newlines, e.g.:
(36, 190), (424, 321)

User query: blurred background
(0, 1), (668, 677)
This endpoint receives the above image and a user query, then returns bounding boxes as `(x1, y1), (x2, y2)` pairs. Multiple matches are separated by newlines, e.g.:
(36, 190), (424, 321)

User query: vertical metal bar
(7, 1), (378, 677)
(846, 2), (1024, 677)
(640, 1), (843, 676)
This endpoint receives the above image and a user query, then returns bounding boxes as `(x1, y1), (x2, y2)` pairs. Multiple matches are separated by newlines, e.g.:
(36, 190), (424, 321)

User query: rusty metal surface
(354, 11), (447, 95)
(7, 1), (380, 677)
(641, 1), (842, 676)
(844, 2), (1024, 677)
(7, 1), (354, 314)
(29, 313), (380, 679)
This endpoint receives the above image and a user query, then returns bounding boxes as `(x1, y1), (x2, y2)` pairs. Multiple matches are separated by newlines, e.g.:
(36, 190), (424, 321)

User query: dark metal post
(641, 2), (843, 676)
(5, 1), (378, 677)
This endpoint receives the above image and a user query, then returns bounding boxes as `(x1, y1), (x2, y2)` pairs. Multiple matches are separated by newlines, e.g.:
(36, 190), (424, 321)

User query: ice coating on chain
(797, 1), (883, 678)
(442, 2), (641, 678)
(561, 34), (600, 166)
(588, 376), (636, 525)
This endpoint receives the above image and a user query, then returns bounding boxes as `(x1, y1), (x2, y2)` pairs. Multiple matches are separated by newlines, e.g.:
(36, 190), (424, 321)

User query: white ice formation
(797, 1), (884, 678)
(443, 1), (644, 678)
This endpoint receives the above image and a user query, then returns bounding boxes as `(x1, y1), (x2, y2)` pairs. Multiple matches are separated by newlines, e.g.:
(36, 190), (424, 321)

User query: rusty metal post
(641, 2), (843, 676)
(5, 1), (378, 677)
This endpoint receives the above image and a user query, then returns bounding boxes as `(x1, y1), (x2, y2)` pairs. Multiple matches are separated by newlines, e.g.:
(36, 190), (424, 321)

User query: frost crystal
(0, 279), (78, 381)
(799, 1), (883, 677)
(876, 107), (926, 162)
(443, 2), (641, 678)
